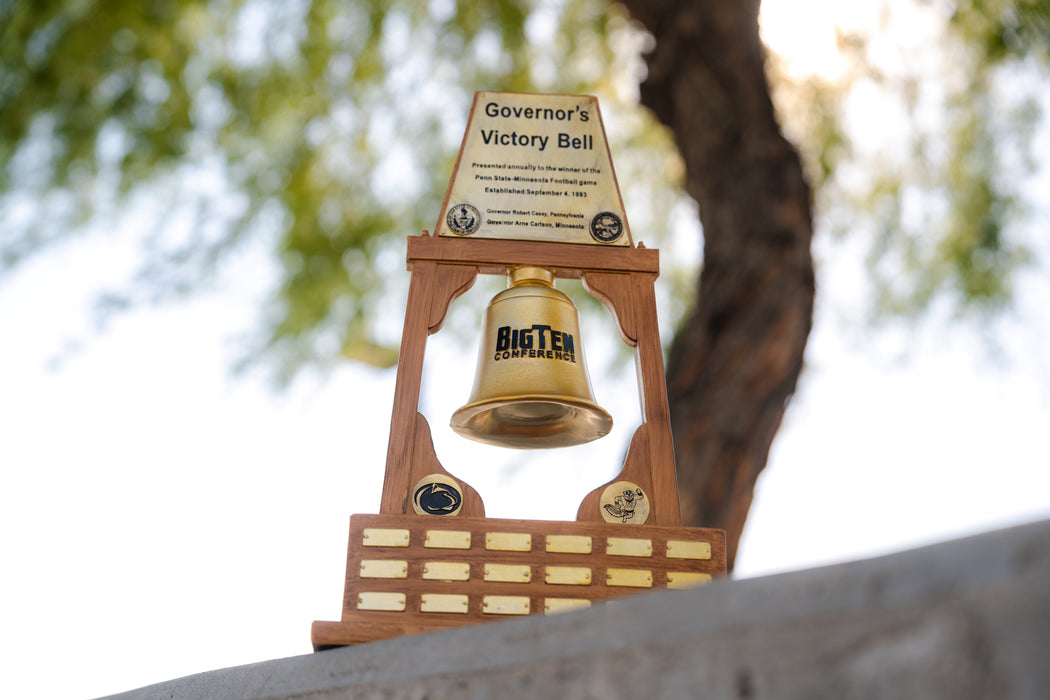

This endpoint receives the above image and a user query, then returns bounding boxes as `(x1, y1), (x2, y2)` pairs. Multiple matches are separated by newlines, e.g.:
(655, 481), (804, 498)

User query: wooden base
(312, 513), (726, 650)
(311, 619), (471, 650)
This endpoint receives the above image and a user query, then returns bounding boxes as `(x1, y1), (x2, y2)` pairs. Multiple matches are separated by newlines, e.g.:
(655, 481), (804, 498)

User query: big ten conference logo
(493, 324), (576, 363)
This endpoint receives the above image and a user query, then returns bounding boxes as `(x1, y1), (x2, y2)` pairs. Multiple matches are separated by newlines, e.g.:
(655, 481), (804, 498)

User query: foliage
(1, 0), (682, 382)
(2, 0), (1048, 380)
(770, 0), (1049, 321)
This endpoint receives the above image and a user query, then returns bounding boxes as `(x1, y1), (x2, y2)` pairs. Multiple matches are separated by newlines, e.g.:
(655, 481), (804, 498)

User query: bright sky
(3, 3), (1050, 698)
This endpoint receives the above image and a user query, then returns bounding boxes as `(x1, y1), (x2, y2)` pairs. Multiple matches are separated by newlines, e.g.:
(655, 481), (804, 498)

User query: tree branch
(622, 0), (815, 568)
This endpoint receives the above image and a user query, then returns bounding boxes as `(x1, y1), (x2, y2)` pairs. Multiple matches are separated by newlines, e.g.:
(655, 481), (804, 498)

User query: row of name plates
(311, 513), (727, 648)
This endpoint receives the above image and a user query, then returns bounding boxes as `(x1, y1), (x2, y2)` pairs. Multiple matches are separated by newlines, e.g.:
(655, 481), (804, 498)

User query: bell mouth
(493, 402), (572, 425)
(451, 395), (612, 449)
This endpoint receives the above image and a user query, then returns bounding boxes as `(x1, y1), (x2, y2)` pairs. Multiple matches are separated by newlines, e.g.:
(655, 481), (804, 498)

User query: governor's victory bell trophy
(312, 91), (726, 649)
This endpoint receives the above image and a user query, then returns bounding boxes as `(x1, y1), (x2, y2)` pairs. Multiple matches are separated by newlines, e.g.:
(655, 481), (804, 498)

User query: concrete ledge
(102, 518), (1050, 699)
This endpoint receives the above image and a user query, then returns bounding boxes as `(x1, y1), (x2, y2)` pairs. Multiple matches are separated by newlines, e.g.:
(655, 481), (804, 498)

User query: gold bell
(451, 266), (613, 449)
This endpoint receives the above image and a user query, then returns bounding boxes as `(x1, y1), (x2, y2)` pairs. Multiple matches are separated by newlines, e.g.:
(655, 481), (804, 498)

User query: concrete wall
(101, 518), (1050, 700)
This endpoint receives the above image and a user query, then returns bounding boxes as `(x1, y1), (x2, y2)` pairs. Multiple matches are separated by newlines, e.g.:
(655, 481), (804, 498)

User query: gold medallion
(599, 481), (649, 524)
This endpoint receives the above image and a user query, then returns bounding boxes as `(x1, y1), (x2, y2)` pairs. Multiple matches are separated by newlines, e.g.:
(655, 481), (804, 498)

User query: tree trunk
(621, 0), (815, 569)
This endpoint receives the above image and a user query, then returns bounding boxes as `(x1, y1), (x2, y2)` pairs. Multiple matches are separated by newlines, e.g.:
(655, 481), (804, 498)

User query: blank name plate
(420, 594), (469, 614)
(483, 596), (530, 615)
(422, 562), (470, 581)
(357, 592), (406, 612)
(606, 568), (653, 587)
(484, 563), (532, 583)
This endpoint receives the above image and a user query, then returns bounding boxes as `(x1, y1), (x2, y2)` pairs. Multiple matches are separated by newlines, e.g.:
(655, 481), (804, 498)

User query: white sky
(3, 3), (1050, 698)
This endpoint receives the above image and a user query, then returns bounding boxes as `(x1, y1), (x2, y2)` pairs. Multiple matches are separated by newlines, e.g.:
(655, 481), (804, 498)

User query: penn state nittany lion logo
(412, 475), (464, 516)
(446, 203), (481, 236)
(589, 211), (623, 243)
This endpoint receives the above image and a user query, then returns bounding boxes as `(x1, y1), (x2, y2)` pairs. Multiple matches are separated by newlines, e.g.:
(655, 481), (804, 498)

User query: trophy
(312, 92), (726, 648)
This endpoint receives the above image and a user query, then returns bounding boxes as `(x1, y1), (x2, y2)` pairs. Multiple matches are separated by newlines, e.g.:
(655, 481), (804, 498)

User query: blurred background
(2, 0), (1049, 697)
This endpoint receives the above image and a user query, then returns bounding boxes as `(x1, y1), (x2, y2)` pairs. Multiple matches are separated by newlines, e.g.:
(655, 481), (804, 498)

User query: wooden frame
(312, 233), (725, 650)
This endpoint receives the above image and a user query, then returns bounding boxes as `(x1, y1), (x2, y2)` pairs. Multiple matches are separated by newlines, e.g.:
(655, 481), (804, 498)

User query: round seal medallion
(446, 203), (481, 236)
(589, 212), (623, 243)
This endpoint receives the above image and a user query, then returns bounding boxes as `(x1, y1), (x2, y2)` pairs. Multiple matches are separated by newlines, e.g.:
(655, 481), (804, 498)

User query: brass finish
(424, 530), (472, 549)
(482, 595), (531, 615)
(484, 563), (532, 583)
(356, 592), (406, 612)
(606, 538), (653, 557)
(359, 560), (408, 579)
(451, 267), (612, 448)
(606, 568), (653, 588)
(545, 566), (592, 585)
(361, 529), (411, 547)
(666, 540), (712, 560)
(544, 598), (592, 615)
(422, 562), (471, 581)
(667, 572), (712, 589)
(420, 594), (469, 614)
(486, 532), (532, 551)
(546, 535), (592, 554)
